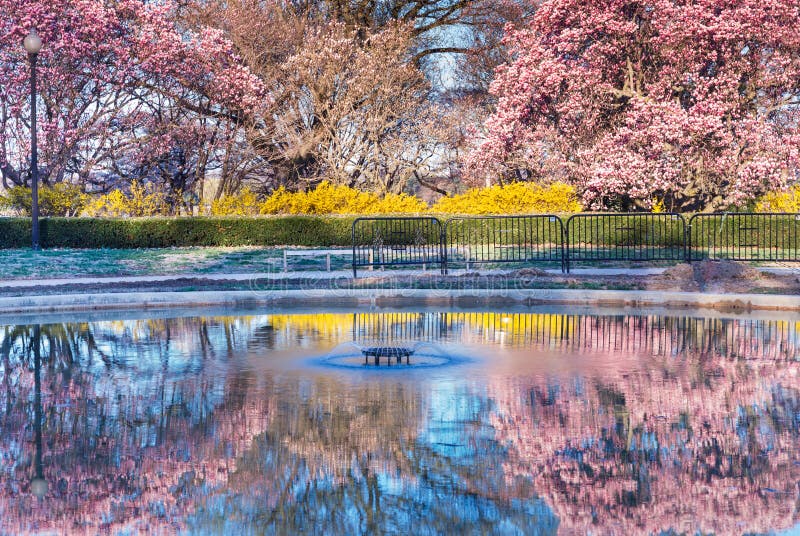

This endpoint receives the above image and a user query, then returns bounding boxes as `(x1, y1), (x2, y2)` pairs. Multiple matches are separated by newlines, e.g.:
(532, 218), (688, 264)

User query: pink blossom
(468, 0), (800, 211)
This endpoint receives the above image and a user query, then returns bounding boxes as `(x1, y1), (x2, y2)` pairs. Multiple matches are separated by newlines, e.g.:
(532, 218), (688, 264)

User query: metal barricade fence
(352, 217), (444, 277)
(688, 213), (800, 262)
(351, 213), (800, 278)
(443, 215), (566, 272)
(565, 213), (687, 272)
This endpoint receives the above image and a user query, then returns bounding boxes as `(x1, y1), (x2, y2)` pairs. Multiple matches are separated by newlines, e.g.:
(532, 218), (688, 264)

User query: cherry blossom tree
(469, 0), (800, 211)
(0, 0), (263, 199)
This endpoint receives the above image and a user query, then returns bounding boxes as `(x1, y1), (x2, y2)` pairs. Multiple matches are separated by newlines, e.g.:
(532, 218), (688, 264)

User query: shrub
(0, 184), (88, 216)
(0, 216), (356, 249)
(259, 182), (427, 215)
(755, 185), (800, 213)
(371, 192), (429, 214)
(211, 188), (260, 216)
(82, 181), (169, 217)
(431, 182), (583, 214)
(0, 218), (32, 247)
(279, 182), (374, 214)
(258, 187), (295, 215)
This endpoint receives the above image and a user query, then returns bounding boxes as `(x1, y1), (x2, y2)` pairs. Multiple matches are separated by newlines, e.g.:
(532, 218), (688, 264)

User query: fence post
(564, 218), (571, 274)
(352, 219), (358, 278)
(685, 220), (691, 264)
(441, 222), (448, 275)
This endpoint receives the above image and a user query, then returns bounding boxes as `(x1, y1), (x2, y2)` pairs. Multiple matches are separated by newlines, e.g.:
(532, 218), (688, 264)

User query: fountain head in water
(321, 341), (457, 369)
(361, 346), (413, 365)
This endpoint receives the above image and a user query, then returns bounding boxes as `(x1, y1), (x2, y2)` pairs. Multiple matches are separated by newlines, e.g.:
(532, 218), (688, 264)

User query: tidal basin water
(2, 308), (800, 535)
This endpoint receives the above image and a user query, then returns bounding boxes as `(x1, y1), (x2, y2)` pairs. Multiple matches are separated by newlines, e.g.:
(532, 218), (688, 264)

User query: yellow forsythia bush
(651, 199), (666, 213)
(371, 192), (430, 214)
(431, 181), (582, 214)
(211, 188), (260, 216)
(755, 185), (800, 212)
(258, 187), (295, 215)
(83, 181), (169, 217)
(259, 182), (427, 215)
(0, 183), (88, 216)
(133, 180), (584, 217)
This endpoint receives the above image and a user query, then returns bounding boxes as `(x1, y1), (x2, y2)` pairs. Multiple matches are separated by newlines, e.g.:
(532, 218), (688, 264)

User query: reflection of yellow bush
(83, 181), (169, 217)
(459, 312), (572, 344)
(755, 185), (800, 213)
(267, 314), (354, 338)
(264, 312), (574, 346)
(431, 182), (582, 214)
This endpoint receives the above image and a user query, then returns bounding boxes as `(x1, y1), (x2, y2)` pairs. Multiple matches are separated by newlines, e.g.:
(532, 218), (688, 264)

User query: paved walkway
(0, 267), (666, 288)
(0, 271), (342, 288)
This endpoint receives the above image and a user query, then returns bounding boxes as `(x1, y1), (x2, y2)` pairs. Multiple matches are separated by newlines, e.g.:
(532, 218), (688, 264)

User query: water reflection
(0, 312), (799, 534)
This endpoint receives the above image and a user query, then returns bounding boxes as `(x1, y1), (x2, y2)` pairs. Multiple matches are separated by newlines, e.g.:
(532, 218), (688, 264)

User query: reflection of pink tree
(490, 351), (800, 535)
(1, 378), (275, 534)
(188, 378), (528, 533)
(3, 314), (799, 533)
(0, 323), (274, 535)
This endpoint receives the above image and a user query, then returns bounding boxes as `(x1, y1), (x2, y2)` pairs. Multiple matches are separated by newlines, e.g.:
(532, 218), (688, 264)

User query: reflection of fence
(351, 213), (800, 276)
(349, 312), (800, 360)
(688, 213), (800, 262)
(565, 213), (686, 272)
(443, 215), (565, 272)
(352, 313), (446, 344)
(452, 313), (800, 359)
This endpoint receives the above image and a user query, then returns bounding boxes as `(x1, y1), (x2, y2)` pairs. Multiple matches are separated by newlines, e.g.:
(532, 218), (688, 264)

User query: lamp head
(31, 477), (48, 498)
(23, 29), (42, 55)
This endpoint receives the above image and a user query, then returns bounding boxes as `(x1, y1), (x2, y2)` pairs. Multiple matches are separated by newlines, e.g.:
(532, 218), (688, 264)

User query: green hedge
(566, 214), (686, 247)
(687, 214), (800, 247)
(0, 218), (32, 248)
(0, 216), (356, 249)
(444, 216), (564, 245)
(2, 213), (797, 252)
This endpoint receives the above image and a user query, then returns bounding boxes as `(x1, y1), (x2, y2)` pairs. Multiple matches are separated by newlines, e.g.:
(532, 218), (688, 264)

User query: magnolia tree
(0, 0), (262, 197)
(468, 0), (800, 211)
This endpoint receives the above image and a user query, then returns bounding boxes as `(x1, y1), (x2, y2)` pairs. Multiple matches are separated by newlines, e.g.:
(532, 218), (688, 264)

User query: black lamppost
(24, 29), (42, 250)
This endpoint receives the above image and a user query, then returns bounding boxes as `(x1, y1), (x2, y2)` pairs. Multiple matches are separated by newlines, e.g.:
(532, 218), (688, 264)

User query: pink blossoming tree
(0, 0), (263, 195)
(468, 0), (800, 211)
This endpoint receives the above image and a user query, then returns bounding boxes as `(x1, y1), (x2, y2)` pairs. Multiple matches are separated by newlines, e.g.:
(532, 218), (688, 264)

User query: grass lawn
(0, 247), (354, 279)
(1, 245), (795, 282)
(0, 250), (796, 297)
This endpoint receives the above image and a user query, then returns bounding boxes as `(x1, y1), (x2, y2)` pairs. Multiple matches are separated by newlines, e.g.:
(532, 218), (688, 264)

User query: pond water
(2, 308), (800, 535)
